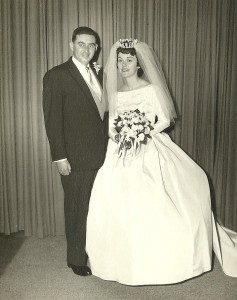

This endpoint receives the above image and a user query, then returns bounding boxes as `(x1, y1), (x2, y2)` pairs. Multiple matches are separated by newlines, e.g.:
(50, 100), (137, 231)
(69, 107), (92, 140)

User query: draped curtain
(0, 0), (236, 236)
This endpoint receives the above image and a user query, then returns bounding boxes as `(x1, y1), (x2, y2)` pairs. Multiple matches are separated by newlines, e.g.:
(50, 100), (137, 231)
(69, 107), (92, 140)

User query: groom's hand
(56, 159), (71, 176)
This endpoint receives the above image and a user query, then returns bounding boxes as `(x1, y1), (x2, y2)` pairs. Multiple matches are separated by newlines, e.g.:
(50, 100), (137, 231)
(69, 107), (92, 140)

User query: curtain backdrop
(0, 0), (236, 236)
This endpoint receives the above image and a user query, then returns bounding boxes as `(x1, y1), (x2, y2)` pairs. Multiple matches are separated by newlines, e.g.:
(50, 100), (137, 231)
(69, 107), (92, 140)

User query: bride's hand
(112, 134), (120, 143)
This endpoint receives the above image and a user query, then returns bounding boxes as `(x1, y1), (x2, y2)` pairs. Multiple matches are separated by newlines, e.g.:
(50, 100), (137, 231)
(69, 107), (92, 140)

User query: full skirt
(86, 133), (237, 285)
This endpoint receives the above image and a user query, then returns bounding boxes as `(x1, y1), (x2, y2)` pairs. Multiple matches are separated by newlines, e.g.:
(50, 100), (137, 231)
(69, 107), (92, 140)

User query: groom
(43, 26), (108, 276)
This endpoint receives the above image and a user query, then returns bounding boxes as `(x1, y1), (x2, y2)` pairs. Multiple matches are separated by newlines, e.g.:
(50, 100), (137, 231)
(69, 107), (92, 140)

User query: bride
(86, 39), (237, 285)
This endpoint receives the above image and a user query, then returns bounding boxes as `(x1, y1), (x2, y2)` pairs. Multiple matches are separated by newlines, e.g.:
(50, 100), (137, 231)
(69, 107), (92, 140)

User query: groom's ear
(69, 42), (73, 52)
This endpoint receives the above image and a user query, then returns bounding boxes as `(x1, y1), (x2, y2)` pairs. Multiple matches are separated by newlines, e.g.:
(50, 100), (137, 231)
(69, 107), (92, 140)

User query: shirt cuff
(54, 158), (67, 162)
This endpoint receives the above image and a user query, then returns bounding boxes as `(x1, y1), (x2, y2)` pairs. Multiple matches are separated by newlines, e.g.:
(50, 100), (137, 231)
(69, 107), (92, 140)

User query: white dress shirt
(72, 56), (102, 99)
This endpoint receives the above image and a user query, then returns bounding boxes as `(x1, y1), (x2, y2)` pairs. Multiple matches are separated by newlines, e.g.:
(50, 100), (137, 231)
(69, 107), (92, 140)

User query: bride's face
(117, 52), (138, 78)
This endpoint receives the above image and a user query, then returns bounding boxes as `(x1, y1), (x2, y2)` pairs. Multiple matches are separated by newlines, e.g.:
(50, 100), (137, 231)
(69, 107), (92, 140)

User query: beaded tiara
(118, 38), (138, 48)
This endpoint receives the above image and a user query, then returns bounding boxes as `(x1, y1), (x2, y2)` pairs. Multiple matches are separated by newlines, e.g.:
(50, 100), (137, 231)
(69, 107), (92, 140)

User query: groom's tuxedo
(43, 57), (107, 170)
(43, 57), (108, 266)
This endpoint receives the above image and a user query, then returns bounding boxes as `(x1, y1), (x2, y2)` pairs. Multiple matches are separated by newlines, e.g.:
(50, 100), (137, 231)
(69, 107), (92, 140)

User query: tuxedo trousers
(61, 169), (98, 266)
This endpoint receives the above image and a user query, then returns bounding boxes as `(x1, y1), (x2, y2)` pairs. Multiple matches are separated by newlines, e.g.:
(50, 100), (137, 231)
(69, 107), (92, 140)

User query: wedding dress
(86, 84), (237, 285)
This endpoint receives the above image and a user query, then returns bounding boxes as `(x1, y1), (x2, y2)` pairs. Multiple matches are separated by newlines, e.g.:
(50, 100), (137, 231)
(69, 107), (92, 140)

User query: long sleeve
(150, 87), (170, 136)
(42, 70), (67, 161)
(108, 114), (118, 140)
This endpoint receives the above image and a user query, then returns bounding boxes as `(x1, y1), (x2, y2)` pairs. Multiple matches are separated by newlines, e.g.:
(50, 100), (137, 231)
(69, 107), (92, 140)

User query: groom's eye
(88, 44), (96, 49)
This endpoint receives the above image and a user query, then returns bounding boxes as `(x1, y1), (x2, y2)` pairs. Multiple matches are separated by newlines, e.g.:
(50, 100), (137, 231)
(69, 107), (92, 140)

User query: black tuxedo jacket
(43, 57), (108, 170)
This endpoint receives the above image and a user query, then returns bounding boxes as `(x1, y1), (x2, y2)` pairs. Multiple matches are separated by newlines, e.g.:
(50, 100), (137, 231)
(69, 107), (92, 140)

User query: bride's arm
(150, 88), (170, 136)
(109, 114), (120, 142)
(150, 111), (170, 136)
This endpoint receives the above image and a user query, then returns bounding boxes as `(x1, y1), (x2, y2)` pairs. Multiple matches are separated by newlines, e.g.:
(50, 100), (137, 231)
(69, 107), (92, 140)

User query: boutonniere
(92, 62), (101, 75)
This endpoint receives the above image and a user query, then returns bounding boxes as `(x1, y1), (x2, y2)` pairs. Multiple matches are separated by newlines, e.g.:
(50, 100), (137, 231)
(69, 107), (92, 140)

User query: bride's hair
(104, 40), (176, 122)
(116, 47), (144, 77)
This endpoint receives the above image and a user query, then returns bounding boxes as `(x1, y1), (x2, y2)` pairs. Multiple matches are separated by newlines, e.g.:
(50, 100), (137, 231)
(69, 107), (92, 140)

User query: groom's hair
(72, 26), (100, 46)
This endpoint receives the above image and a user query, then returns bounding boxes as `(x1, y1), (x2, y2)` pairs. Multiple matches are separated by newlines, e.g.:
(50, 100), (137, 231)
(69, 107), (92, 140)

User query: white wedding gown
(86, 84), (237, 285)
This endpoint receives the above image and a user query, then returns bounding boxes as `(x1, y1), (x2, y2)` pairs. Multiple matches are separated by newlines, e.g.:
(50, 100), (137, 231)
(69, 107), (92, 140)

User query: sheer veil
(103, 40), (177, 123)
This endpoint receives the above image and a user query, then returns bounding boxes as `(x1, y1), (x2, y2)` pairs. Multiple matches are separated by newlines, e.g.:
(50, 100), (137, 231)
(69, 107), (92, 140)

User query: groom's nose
(84, 46), (89, 53)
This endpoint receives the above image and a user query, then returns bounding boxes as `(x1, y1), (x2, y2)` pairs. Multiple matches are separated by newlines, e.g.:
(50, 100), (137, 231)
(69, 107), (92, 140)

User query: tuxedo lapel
(66, 58), (99, 113)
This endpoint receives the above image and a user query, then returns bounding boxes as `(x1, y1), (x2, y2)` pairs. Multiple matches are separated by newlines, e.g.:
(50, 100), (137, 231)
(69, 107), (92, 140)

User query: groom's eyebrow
(78, 41), (96, 46)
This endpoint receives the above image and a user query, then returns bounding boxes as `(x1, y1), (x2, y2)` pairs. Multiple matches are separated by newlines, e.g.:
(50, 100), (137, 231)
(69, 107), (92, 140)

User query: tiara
(118, 38), (138, 48)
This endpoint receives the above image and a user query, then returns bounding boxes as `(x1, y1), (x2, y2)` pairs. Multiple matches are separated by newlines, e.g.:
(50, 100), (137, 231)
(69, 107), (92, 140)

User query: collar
(72, 56), (90, 75)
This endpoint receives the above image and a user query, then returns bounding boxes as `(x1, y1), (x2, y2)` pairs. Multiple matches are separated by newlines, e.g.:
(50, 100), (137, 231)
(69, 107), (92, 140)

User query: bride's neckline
(118, 83), (152, 93)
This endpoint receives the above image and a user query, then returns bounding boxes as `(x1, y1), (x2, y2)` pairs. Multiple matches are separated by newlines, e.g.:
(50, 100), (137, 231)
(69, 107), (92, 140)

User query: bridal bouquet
(113, 109), (153, 158)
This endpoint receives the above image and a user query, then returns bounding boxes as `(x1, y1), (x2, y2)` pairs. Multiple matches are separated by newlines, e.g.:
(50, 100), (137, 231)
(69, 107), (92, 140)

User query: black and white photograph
(0, 0), (237, 299)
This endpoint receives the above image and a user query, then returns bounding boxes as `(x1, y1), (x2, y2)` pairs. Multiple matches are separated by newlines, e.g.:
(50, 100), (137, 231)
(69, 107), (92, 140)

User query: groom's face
(70, 34), (97, 66)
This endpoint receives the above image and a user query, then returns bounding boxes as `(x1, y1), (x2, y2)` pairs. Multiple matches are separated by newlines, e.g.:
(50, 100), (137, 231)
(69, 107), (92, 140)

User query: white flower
(137, 133), (145, 141)
(92, 62), (101, 74)
(137, 124), (144, 131)
(131, 116), (140, 123)
(126, 128), (137, 138)
(120, 125), (129, 135)
(131, 124), (139, 131)
(144, 127), (151, 134)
